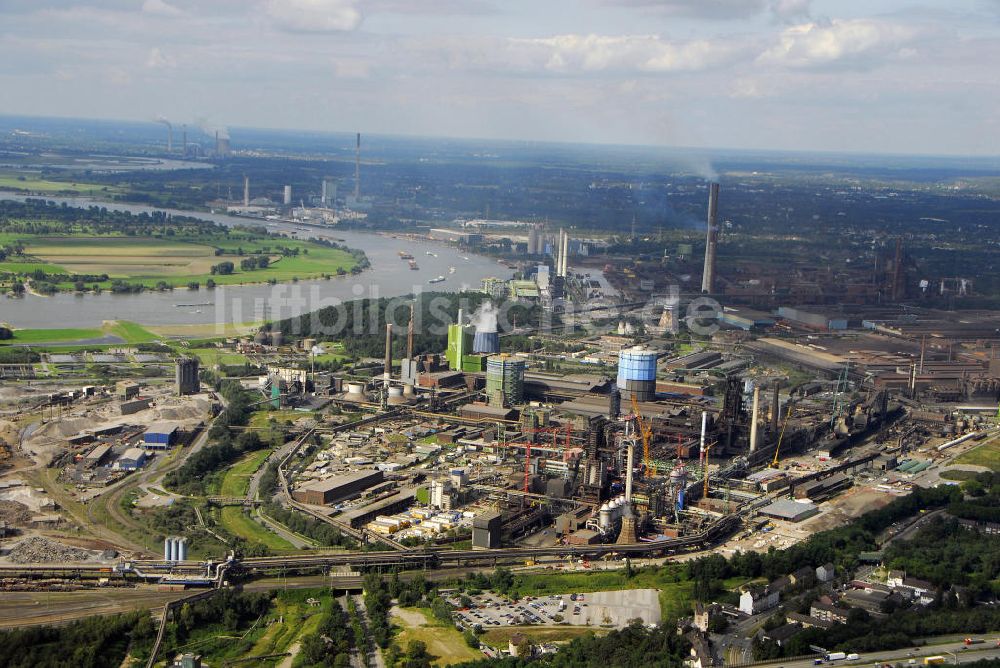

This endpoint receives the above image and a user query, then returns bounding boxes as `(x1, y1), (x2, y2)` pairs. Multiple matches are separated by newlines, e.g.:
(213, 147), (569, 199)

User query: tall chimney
(625, 439), (634, 502)
(700, 410), (707, 456)
(215, 130), (220, 156)
(701, 182), (719, 294)
(181, 125), (187, 156)
(749, 385), (760, 453)
(354, 132), (361, 201)
(243, 175), (250, 207)
(384, 322), (393, 381)
(771, 383), (780, 431)
(562, 230), (569, 277)
(407, 303), (414, 361)
(167, 124), (173, 153)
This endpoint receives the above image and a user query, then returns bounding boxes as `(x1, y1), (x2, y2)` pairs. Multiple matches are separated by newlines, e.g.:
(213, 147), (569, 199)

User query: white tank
(388, 387), (403, 397)
(177, 537), (188, 562)
(599, 504), (612, 529)
(346, 382), (365, 396)
(163, 537), (172, 562)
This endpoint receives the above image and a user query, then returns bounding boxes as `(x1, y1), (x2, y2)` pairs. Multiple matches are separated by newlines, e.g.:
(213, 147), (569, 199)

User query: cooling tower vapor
(472, 301), (500, 354)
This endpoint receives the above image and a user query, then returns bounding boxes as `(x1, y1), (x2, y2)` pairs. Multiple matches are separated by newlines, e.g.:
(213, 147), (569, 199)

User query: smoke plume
(472, 301), (498, 333)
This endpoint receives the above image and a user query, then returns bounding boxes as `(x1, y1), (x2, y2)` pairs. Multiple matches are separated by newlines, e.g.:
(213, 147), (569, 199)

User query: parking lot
(447, 589), (661, 630)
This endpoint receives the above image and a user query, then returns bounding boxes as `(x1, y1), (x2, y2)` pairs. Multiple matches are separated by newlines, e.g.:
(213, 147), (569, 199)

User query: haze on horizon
(1, 0), (998, 157)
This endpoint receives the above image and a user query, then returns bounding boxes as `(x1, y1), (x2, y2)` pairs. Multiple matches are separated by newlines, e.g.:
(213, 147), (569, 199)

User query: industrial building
(175, 357), (200, 395)
(760, 499), (820, 522)
(486, 354), (525, 407)
(292, 470), (385, 505)
(143, 422), (181, 449)
(116, 447), (147, 471)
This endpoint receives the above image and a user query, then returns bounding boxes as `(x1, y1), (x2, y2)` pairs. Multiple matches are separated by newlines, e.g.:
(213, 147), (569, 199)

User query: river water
(0, 194), (513, 330)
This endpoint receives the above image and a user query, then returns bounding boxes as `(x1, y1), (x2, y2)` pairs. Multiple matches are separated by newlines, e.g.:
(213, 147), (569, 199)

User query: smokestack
(407, 303), (414, 360)
(354, 132), (361, 201)
(384, 322), (392, 381)
(701, 182), (719, 294)
(700, 410), (707, 456)
(749, 386), (760, 453)
(181, 124), (186, 156)
(156, 118), (173, 152)
(243, 175), (250, 207)
(892, 237), (905, 301)
(625, 439), (634, 502)
(283, 185), (292, 206)
(215, 130), (220, 156)
(771, 383), (780, 431)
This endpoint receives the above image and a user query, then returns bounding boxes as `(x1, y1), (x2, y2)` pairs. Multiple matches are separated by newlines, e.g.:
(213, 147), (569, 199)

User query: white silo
(163, 537), (172, 562)
(177, 537), (188, 562)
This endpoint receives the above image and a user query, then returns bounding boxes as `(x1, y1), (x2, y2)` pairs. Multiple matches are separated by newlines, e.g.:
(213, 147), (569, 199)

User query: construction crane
(772, 404), (794, 467)
(631, 395), (655, 477)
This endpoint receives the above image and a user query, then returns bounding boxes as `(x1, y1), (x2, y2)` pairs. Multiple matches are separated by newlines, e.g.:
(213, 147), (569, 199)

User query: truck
(924, 657), (946, 665)
(964, 638), (984, 646)
(847, 654), (860, 661)
(826, 653), (847, 661)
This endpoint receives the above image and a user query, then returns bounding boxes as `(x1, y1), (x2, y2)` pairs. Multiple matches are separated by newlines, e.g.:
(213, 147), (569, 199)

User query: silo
(167, 537), (177, 562)
(599, 503), (612, 530)
(345, 382), (366, 399)
(486, 354), (525, 407)
(177, 537), (188, 562)
(616, 346), (658, 402)
(164, 537), (172, 562)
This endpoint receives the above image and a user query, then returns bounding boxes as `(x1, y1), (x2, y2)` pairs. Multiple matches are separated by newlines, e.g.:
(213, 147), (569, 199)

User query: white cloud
(757, 18), (919, 68)
(142, 0), (184, 18)
(769, 0), (810, 22)
(505, 34), (748, 74)
(264, 0), (362, 32)
(146, 47), (175, 69)
(601, 0), (767, 20)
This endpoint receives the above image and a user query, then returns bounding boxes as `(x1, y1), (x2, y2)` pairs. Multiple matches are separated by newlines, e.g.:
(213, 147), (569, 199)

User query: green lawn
(392, 607), (484, 666)
(1, 320), (155, 346)
(952, 438), (1000, 471)
(218, 506), (295, 550)
(188, 347), (249, 367)
(3, 327), (105, 343)
(219, 449), (272, 498)
(0, 260), (70, 274)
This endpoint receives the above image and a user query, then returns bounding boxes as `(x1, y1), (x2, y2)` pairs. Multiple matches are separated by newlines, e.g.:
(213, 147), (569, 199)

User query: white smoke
(196, 118), (229, 140)
(472, 301), (498, 333)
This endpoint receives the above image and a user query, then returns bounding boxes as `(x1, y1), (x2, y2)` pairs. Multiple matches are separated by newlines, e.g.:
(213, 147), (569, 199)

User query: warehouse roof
(761, 499), (819, 521)
(145, 421), (181, 435)
(298, 469), (383, 493)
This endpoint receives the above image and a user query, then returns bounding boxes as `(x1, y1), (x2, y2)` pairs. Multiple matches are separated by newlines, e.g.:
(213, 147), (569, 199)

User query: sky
(1, 0), (998, 156)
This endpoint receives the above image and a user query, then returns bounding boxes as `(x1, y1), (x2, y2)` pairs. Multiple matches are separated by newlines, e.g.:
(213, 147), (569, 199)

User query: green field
(1, 320), (157, 345)
(219, 506), (295, 551)
(392, 607), (484, 666)
(219, 449), (272, 498)
(0, 174), (114, 194)
(1, 232), (359, 291)
(2, 326), (105, 343)
(952, 438), (1000, 471)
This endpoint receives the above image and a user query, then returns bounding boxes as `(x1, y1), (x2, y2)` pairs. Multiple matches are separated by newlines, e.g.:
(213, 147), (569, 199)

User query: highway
(755, 642), (1000, 668)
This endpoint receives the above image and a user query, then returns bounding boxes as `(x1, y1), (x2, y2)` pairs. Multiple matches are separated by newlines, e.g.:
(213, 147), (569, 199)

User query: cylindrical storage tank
(271, 331), (284, 347)
(164, 537), (172, 562)
(346, 382), (365, 397)
(485, 354), (525, 407)
(303, 338), (317, 351)
(616, 346), (658, 402)
(177, 537), (188, 562)
(167, 537), (177, 562)
(599, 503), (612, 530)
(387, 386), (407, 405)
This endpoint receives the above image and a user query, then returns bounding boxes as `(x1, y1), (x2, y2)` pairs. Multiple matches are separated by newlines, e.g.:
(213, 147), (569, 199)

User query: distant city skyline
(1, 0), (998, 156)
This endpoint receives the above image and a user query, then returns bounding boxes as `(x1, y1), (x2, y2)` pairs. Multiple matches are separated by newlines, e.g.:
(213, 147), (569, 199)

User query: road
(755, 642), (1000, 668)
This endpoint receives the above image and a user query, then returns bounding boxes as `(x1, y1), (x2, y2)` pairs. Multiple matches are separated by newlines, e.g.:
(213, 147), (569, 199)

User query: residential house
(687, 632), (717, 668)
(809, 602), (849, 624)
(816, 563), (836, 583)
(739, 586), (780, 615)
(790, 566), (815, 588)
(786, 612), (834, 631)
(763, 623), (804, 647)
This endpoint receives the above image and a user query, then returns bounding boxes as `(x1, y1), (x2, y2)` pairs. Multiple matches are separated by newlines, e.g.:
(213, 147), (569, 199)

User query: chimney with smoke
(156, 117), (173, 153)
(701, 182), (719, 294)
(471, 301), (500, 353)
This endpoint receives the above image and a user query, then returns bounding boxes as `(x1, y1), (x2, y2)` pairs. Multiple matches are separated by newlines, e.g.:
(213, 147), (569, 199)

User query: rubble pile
(6, 536), (96, 564)
(0, 500), (33, 526)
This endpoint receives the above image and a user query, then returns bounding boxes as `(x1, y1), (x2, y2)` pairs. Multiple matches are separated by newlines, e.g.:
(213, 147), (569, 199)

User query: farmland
(0, 199), (366, 293)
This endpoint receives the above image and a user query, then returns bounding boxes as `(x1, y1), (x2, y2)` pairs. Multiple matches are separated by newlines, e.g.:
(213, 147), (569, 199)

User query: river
(0, 194), (513, 330)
